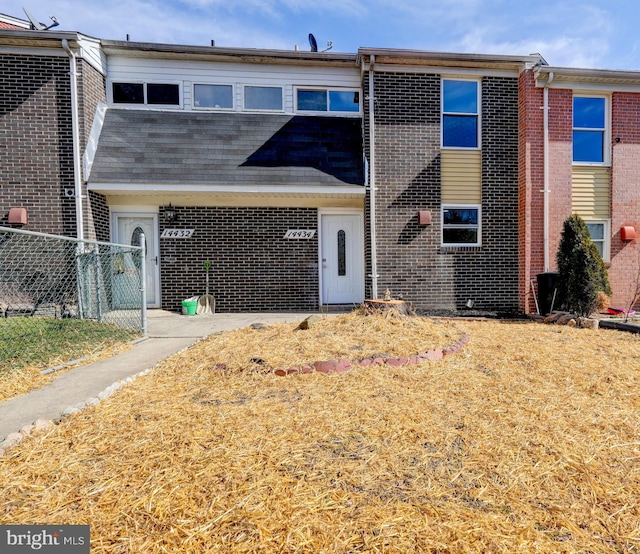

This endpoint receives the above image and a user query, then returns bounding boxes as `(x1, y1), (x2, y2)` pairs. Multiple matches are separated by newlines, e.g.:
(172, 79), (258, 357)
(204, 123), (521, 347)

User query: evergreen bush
(556, 215), (612, 317)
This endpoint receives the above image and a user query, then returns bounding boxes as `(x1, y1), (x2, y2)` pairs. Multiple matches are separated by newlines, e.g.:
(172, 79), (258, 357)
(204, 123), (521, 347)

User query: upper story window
(296, 89), (360, 113)
(442, 79), (479, 148)
(194, 84), (233, 109)
(573, 96), (606, 163)
(112, 82), (180, 106)
(244, 86), (283, 111)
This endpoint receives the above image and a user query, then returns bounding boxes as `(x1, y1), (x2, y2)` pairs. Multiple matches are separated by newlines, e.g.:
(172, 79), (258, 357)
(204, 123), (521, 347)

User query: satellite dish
(23, 7), (59, 30)
(309, 33), (318, 52)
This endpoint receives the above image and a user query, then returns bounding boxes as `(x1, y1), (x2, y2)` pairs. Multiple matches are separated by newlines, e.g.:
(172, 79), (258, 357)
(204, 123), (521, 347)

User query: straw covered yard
(1, 310), (640, 553)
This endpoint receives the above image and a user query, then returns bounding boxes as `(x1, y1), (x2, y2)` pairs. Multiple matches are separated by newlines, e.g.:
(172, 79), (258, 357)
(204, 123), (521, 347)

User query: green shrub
(556, 215), (612, 317)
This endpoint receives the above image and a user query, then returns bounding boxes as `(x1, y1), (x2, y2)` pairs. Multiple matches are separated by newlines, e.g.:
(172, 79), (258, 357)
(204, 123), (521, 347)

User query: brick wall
(518, 73), (574, 313)
(159, 206), (319, 312)
(364, 71), (520, 311)
(0, 54), (76, 235)
(548, 88), (573, 269)
(0, 53), (107, 241)
(77, 59), (108, 241)
(611, 92), (640, 309)
(518, 70), (544, 313)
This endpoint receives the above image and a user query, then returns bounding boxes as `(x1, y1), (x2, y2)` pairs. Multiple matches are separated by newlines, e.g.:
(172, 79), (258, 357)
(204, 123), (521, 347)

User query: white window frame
(441, 77), (481, 150)
(572, 93), (610, 166)
(441, 204), (482, 247)
(585, 219), (610, 262)
(294, 87), (362, 115)
(109, 80), (183, 108)
(243, 85), (284, 112)
(192, 83), (235, 111)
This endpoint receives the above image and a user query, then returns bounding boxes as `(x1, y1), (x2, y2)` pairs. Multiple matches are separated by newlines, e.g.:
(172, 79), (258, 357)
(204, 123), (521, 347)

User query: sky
(3, 0), (640, 70)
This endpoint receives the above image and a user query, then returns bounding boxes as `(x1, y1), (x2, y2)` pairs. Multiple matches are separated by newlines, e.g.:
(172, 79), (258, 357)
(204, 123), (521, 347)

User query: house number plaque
(284, 230), (316, 239)
(161, 229), (195, 238)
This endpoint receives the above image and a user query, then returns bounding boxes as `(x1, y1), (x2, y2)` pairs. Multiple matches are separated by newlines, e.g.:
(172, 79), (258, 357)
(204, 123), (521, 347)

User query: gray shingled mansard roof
(88, 109), (364, 188)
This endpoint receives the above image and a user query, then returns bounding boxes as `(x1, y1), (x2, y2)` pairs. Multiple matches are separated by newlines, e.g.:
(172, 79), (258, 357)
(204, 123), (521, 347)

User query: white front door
(321, 214), (364, 305)
(114, 215), (160, 307)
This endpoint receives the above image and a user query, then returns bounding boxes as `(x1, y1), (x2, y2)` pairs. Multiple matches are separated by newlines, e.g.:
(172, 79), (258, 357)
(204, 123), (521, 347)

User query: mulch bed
(1, 311), (640, 553)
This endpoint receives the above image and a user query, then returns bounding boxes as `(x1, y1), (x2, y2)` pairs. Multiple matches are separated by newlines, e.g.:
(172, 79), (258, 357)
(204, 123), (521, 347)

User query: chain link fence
(0, 227), (146, 373)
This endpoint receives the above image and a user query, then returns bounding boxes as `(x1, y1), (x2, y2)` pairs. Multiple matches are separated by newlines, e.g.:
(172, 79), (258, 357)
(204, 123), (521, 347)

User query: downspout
(367, 55), (379, 298)
(61, 39), (84, 242)
(542, 71), (554, 272)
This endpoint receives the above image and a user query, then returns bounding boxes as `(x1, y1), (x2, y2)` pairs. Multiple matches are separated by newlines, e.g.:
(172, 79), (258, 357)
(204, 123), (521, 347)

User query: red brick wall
(548, 88), (573, 270)
(519, 73), (574, 313)
(611, 93), (640, 309)
(518, 70), (544, 312)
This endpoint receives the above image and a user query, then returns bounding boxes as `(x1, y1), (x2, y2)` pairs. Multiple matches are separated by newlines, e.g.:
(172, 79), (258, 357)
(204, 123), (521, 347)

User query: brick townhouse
(1, 18), (639, 313)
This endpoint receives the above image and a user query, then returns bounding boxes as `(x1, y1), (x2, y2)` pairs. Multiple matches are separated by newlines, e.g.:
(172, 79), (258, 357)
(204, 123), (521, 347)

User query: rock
(335, 359), (351, 373)
(0, 449), (5, 457)
(409, 355), (420, 365)
(62, 407), (81, 417)
(358, 358), (373, 367)
(300, 365), (314, 374)
(372, 357), (385, 365)
(33, 418), (54, 432)
(274, 368), (287, 377)
(557, 313), (576, 325)
(566, 318), (577, 327)
(314, 360), (337, 373)
(386, 357), (403, 366)
(298, 315), (322, 330)
(20, 424), (34, 436)
(578, 317), (599, 330)
(425, 349), (444, 361)
(2, 432), (23, 449)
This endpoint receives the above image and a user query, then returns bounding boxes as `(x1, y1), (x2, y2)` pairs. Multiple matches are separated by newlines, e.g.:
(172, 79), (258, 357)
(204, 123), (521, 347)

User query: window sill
(439, 246), (482, 253)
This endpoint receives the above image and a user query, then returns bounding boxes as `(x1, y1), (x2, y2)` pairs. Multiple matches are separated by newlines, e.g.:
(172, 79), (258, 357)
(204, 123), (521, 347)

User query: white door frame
(318, 209), (365, 306)
(111, 212), (161, 308)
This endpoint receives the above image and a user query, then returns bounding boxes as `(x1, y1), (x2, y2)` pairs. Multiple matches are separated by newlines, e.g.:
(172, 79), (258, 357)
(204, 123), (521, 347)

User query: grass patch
(1, 313), (640, 552)
(0, 318), (140, 400)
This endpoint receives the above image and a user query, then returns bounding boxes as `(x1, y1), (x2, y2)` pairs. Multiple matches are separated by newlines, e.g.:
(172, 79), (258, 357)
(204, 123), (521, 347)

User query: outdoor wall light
(164, 203), (177, 223)
(8, 207), (28, 225)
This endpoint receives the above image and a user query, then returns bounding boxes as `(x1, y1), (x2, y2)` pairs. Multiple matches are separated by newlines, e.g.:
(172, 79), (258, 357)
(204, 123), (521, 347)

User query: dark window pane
(443, 80), (478, 113)
(573, 130), (604, 162)
(443, 115), (477, 147)
(329, 90), (360, 112)
(443, 228), (478, 244)
(337, 230), (346, 276)
(112, 83), (144, 104)
(298, 90), (327, 111)
(573, 97), (605, 128)
(245, 86), (282, 110)
(147, 83), (180, 105)
(194, 84), (233, 108)
(443, 208), (478, 225)
(586, 223), (604, 240)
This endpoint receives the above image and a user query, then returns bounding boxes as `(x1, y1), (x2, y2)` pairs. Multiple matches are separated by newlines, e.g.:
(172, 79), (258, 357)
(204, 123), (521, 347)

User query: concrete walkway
(0, 310), (318, 441)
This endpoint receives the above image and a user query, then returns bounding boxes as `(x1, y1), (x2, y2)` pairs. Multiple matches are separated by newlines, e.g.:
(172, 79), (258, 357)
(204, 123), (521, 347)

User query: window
(586, 221), (609, 261)
(113, 83), (144, 104)
(442, 206), (481, 246)
(244, 86), (283, 110)
(573, 96), (606, 163)
(297, 89), (360, 113)
(147, 84), (179, 105)
(193, 84), (233, 109)
(442, 79), (479, 148)
(112, 82), (180, 106)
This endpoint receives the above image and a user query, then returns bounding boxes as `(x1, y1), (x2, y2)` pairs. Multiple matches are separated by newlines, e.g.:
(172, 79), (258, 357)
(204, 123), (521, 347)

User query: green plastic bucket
(181, 300), (198, 316)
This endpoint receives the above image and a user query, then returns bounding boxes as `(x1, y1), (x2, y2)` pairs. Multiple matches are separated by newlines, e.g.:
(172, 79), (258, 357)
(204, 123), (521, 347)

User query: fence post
(76, 242), (85, 320)
(140, 232), (147, 337)
(93, 244), (103, 323)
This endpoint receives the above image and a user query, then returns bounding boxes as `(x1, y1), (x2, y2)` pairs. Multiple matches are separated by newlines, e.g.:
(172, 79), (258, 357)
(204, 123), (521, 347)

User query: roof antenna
(308, 33), (333, 53)
(23, 7), (59, 30)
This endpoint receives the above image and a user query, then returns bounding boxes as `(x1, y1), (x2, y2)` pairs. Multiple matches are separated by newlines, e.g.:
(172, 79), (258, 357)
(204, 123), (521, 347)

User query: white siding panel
(106, 56), (360, 112)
